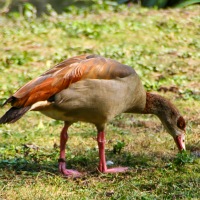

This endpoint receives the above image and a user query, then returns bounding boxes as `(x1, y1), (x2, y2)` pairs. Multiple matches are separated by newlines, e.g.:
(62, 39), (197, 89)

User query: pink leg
(97, 131), (128, 173)
(58, 122), (82, 177)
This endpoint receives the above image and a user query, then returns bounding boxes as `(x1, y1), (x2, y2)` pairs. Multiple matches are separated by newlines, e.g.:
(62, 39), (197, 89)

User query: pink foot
(61, 169), (82, 177)
(97, 131), (128, 174)
(59, 161), (82, 178)
(99, 167), (128, 173)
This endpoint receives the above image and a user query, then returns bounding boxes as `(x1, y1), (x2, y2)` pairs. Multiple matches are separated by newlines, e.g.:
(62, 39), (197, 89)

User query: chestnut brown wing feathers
(10, 55), (135, 107)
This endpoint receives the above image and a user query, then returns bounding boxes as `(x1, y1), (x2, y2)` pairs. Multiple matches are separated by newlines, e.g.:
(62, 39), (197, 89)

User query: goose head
(144, 92), (186, 151)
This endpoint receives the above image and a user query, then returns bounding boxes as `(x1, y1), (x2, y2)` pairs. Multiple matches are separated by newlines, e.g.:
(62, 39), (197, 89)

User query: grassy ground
(0, 3), (200, 199)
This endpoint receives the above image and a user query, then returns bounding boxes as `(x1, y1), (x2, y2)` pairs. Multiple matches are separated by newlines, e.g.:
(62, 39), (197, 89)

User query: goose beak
(174, 134), (186, 151)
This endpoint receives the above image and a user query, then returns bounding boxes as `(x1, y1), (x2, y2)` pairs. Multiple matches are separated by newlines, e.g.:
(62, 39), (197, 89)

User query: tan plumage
(0, 54), (186, 177)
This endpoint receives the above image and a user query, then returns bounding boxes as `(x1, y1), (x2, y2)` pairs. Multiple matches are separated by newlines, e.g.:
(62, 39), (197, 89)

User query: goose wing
(7, 55), (135, 107)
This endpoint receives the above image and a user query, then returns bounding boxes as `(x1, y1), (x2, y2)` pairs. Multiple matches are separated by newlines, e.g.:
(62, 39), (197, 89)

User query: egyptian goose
(0, 55), (186, 177)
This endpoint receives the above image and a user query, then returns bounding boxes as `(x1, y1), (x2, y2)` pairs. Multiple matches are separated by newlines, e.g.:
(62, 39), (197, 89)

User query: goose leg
(58, 122), (82, 177)
(97, 131), (128, 173)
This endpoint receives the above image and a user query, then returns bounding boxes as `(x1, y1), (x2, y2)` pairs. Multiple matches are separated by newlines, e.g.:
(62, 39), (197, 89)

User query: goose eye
(177, 116), (186, 130)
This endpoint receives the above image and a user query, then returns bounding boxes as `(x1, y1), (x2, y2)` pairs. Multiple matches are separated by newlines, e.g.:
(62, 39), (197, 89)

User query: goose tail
(0, 106), (31, 124)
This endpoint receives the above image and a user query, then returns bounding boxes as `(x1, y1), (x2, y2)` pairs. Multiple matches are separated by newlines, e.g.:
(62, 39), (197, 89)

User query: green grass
(0, 3), (200, 199)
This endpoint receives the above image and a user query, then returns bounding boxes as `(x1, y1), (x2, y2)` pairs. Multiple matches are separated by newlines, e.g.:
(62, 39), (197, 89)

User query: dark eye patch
(177, 116), (186, 130)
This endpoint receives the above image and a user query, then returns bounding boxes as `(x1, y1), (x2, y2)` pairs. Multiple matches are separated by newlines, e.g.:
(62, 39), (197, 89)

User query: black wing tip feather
(2, 96), (16, 107)
(0, 106), (30, 124)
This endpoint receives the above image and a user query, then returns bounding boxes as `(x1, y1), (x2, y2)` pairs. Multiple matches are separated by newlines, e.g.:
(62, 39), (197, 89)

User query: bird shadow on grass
(0, 149), (182, 178)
